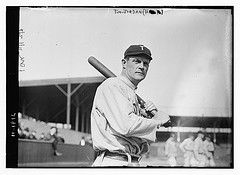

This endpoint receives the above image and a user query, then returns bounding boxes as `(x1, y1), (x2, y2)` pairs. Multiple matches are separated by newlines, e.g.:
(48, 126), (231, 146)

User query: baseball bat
(88, 56), (171, 127)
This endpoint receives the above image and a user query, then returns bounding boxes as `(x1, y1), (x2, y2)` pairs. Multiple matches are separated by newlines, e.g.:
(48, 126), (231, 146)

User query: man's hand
(144, 100), (158, 113)
(141, 100), (171, 127)
(152, 111), (170, 126)
(140, 100), (158, 118)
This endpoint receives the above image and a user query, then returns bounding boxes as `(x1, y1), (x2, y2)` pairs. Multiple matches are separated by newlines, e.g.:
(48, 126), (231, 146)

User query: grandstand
(19, 117), (91, 145)
(19, 76), (105, 133)
(18, 77), (104, 166)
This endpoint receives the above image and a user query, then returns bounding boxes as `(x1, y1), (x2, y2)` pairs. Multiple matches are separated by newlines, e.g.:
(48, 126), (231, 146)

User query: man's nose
(139, 61), (144, 69)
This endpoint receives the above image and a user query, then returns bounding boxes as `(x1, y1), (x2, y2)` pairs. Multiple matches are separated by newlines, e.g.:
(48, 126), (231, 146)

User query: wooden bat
(88, 56), (172, 127)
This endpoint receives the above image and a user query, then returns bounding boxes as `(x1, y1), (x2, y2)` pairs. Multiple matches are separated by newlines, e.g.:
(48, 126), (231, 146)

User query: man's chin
(135, 75), (145, 81)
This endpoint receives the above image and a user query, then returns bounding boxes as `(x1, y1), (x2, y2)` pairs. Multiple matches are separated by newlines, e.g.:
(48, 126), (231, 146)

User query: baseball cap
(170, 133), (175, 138)
(124, 44), (153, 60)
(205, 134), (211, 138)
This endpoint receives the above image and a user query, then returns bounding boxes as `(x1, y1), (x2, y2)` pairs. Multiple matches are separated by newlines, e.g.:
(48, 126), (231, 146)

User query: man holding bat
(90, 44), (170, 166)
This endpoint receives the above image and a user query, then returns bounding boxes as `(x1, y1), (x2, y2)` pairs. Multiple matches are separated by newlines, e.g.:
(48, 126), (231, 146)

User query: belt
(98, 150), (141, 163)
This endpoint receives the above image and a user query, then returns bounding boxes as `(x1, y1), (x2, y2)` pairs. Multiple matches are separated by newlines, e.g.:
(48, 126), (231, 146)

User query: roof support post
(22, 103), (25, 116)
(86, 110), (89, 133)
(177, 120), (181, 142)
(81, 105), (85, 132)
(66, 82), (71, 129)
(213, 121), (217, 143)
(75, 106), (79, 131)
(55, 82), (84, 130)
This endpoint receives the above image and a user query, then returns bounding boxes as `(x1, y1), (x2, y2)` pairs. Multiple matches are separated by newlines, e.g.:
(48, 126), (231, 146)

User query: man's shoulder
(203, 140), (209, 144)
(183, 138), (190, 142)
(103, 77), (119, 83)
(194, 137), (200, 142)
(100, 77), (122, 87)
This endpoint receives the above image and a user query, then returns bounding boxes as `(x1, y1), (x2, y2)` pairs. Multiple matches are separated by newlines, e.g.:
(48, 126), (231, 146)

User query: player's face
(122, 56), (150, 86)
(199, 133), (204, 139)
(51, 127), (57, 134)
(190, 135), (194, 140)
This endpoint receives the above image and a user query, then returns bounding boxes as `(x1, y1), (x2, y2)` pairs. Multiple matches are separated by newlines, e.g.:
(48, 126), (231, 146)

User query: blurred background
(17, 7), (232, 167)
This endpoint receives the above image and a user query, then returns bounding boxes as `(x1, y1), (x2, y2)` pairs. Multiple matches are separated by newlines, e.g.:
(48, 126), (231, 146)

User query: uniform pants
(191, 154), (207, 167)
(92, 152), (140, 167)
(205, 153), (215, 167)
(167, 156), (177, 166)
(183, 151), (194, 167)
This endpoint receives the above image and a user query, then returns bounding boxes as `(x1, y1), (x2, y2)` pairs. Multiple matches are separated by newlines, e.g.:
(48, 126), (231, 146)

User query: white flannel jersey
(91, 75), (159, 156)
(180, 138), (194, 151)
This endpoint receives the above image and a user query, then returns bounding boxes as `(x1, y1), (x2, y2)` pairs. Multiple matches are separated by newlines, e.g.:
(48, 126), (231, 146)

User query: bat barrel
(88, 56), (116, 78)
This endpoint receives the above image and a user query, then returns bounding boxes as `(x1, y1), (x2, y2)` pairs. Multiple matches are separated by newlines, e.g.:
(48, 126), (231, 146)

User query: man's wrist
(152, 111), (170, 126)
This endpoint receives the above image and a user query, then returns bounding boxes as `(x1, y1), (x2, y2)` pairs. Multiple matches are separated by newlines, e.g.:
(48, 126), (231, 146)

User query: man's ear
(122, 59), (127, 69)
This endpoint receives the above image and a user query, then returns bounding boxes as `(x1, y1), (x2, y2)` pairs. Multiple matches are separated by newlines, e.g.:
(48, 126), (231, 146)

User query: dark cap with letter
(124, 44), (153, 60)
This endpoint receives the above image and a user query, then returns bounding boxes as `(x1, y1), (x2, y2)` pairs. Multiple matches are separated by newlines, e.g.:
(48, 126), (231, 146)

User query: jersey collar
(118, 75), (137, 90)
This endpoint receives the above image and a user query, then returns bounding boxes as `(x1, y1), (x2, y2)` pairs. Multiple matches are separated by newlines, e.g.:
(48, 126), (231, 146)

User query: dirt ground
(139, 142), (232, 167)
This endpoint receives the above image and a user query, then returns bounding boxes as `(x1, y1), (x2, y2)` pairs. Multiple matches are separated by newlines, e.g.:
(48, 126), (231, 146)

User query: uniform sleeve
(179, 140), (186, 152)
(208, 142), (215, 151)
(95, 81), (158, 141)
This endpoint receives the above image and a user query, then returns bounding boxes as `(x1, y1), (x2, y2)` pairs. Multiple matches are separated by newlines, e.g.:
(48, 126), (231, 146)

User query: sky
(19, 7), (232, 117)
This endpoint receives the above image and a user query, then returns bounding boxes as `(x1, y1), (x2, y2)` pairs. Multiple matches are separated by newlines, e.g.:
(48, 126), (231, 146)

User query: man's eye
(143, 62), (149, 66)
(133, 59), (141, 63)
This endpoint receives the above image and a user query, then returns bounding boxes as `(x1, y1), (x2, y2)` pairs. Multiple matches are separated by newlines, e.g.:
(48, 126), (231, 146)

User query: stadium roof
(19, 76), (105, 87)
(19, 76), (106, 133)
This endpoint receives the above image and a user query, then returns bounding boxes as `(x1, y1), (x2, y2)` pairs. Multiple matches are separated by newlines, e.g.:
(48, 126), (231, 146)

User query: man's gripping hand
(144, 100), (158, 114)
(140, 100), (158, 119)
(152, 111), (171, 127)
(141, 100), (171, 127)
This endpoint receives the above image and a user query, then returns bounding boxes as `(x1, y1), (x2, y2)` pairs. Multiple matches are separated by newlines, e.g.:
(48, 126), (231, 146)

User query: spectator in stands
(18, 112), (22, 119)
(179, 133), (195, 167)
(28, 131), (37, 140)
(45, 126), (63, 156)
(203, 134), (215, 167)
(80, 136), (86, 146)
(18, 121), (25, 139)
(18, 119), (30, 139)
(165, 133), (177, 166)
(40, 132), (46, 140)
(20, 127), (30, 139)
(85, 136), (93, 145)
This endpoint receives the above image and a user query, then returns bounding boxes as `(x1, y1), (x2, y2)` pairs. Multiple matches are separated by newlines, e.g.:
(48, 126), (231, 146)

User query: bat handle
(137, 95), (156, 117)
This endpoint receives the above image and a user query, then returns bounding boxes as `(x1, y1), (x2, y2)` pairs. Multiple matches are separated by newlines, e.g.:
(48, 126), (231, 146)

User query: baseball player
(90, 45), (170, 166)
(193, 131), (207, 167)
(179, 133), (195, 167)
(203, 134), (215, 167)
(165, 133), (177, 166)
